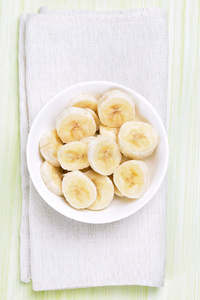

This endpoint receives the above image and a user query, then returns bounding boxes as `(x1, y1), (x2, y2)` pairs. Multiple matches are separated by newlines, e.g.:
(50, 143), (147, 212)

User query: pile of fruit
(39, 89), (158, 210)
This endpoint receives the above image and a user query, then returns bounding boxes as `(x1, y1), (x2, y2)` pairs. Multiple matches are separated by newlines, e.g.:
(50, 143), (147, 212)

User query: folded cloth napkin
(19, 7), (168, 291)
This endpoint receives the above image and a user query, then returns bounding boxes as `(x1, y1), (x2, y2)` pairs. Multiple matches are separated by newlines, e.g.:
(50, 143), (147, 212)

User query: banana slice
(40, 161), (63, 196)
(99, 124), (119, 143)
(113, 160), (150, 199)
(68, 93), (98, 113)
(58, 141), (89, 171)
(114, 186), (124, 197)
(81, 135), (96, 145)
(109, 174), (124, 197)
(88, 136), (121, 175)
(39, 129), (63, 167)
(98, 89), (135, 127)
(56, 107), (96, 143)
(84, 170), (114, 210)
(118, 121), (159, 159)
(85, 108), (100, 131)
(62, 171), (97, 209)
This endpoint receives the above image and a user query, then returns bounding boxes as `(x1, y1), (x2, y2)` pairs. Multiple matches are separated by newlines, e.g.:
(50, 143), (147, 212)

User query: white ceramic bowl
(27, 81), (168, 224)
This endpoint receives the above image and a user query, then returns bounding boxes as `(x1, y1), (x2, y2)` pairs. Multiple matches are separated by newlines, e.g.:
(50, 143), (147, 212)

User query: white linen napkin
(19, 7), (168, 291)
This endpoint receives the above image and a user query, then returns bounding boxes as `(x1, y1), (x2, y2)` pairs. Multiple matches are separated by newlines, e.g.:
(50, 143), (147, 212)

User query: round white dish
(27, 81), (168, 224)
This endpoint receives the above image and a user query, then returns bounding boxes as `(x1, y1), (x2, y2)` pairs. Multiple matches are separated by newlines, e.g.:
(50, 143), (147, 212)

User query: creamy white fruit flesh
(118, 121), (159, 159)
(81, 136), (96, 145)
(98, 89), (135, 127)
(109, 174), (124, 197)
(39, 89), (158, 211)
(85, 108), (100, 131)
(88, 136), (121, 175)
(62, 171), (97, 209)
(56, 107), (96, 143)
(39, 129), (63, 167)
(99, 124), (119, 143)
(40, 161), (63, 196)
(58, 141), (89, 171)
(113, 160), (150, 199)
(84, 170), (114, 210)
(67, 93), (98, 113)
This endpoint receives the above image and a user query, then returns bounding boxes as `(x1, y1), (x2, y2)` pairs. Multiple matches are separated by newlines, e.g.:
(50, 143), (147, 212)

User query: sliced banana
(81, 136), (96, 145)
(109, 174), (124, 197)
(113, 160), (150, 199)
(114, 186), (124, 197)
(62, 171), (97, 209)
(68, 93), (98, 113)
(98, 89), (135, 127)
(118, 121), (159, 159)
(88, 136), (121, 175)
(99, 124), (119, 143)
(39, 129), (63, 167)
(58, 141), (89, 171)
(84, 170), (114, 210)
(40, 161), (63, 196)
(85, 108), (100, 131)
(56, 107), (96, 143)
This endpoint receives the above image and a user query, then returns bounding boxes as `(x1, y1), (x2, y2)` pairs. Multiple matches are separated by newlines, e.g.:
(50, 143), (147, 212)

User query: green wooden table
(0, 0), (200, 299)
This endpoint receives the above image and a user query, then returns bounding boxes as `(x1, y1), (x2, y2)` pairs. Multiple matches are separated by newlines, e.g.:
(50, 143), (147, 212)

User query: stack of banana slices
(39, 89), (159, 211)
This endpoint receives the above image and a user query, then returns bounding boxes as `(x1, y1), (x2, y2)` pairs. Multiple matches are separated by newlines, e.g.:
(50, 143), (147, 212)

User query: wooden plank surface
(0, 0), (200, 299)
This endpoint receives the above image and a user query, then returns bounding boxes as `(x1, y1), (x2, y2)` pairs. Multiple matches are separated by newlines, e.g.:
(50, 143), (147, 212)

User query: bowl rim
(27, 80), (169, 224)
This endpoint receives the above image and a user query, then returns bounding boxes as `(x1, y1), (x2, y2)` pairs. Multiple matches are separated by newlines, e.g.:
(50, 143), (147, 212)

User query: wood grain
(0, 0), (200, 299)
